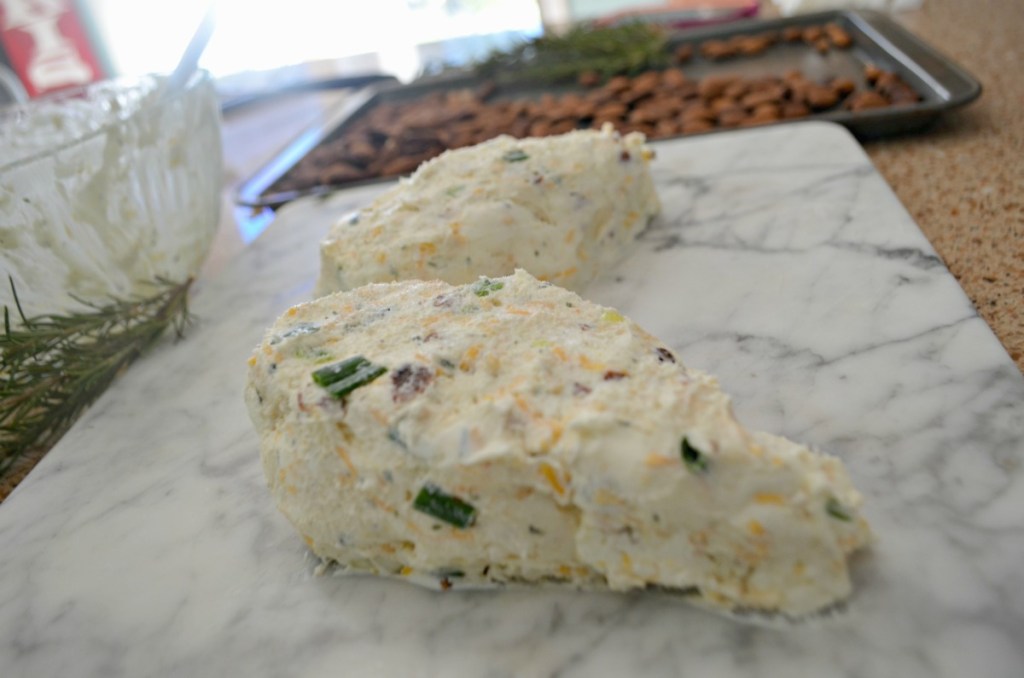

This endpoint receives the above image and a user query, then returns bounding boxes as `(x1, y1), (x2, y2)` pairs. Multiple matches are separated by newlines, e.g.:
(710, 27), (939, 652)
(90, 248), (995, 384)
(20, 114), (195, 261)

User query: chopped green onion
(312, 356), (387, 398)
(325, 363), (387, 399)
(413, 484), (477, 528)
(826, 498), (853, 522)
(680, 437), (708, 474)
(502, 149), (529, 162)
(312, 356), (368, 386)
(270, 322), (320, 344)
(473, 279), (505, 297)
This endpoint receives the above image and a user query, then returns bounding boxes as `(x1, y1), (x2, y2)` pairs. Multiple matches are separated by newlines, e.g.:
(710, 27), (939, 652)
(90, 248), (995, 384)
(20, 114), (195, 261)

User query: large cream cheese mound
(247, 270), (871, 616)
(315, 125), (660, 296)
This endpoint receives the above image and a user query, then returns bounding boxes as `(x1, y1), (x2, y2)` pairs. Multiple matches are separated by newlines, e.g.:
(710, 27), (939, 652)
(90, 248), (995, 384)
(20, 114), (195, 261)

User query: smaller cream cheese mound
(247, 270), (871, 616)
(315, 125), (660, 296)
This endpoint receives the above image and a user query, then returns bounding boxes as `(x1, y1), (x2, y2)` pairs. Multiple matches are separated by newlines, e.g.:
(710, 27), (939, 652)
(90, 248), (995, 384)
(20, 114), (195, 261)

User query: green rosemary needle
(472, 23), (671, 84)
(0, 276), (194, 478)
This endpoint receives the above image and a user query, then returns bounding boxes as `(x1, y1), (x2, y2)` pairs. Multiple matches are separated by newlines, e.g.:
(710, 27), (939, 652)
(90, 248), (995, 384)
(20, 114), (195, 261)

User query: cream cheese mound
(315, 125), (660, 296)
(247, 270), (871, 616)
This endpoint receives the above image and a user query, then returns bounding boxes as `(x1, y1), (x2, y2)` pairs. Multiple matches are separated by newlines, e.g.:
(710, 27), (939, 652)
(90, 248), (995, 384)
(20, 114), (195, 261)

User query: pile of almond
(268, 23), (920, 196)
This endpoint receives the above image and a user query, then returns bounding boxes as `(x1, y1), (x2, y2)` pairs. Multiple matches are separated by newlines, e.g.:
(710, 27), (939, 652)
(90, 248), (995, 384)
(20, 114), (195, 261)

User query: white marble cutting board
(1, 122), (1022, 678)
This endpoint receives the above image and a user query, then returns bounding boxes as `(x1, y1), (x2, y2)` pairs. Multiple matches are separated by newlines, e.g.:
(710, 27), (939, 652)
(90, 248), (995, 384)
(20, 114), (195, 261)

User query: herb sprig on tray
(472, 23), (671, 84)
(0, 277), (194, 478)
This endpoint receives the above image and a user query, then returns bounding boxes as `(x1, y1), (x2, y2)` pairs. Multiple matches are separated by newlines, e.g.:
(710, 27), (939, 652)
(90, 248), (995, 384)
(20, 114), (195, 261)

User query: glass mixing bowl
(0, 71), (222, 318)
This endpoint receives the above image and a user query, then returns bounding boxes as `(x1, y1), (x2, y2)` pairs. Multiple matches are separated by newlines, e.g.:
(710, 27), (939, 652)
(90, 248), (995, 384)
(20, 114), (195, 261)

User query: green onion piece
(826, 498), (853, 522)
(680, 437), (708, 474)
(473, 279), (505, 297)
(502, 149), (529, 162)
(312, 356), (369, 387)
(413, 484), (477, 528)
(324, 363), (387, 399)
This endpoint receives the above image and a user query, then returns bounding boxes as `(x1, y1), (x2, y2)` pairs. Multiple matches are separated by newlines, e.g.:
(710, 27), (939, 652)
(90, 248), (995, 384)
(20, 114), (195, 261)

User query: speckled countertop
(861, 0), (1023, 370)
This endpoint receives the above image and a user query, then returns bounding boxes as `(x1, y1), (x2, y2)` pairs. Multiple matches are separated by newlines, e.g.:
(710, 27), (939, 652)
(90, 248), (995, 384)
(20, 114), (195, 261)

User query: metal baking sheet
(235, 9), (980, 210)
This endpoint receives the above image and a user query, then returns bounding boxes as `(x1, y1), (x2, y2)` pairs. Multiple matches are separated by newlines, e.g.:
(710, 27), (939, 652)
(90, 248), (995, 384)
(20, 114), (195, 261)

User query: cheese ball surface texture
(247, 270), (871, 616)
(316, 126), (660, 296)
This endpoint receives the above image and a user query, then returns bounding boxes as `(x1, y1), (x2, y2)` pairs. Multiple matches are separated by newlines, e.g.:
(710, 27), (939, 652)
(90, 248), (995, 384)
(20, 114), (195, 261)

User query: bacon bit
(620, 149), (631, 161)
(297, 392), (310, 413)
(603, 370), (628, 381)
(422, 331), (439, 342)
(515, 486), (534, 499)
(539, 462), (566, 496)
(335, 446), (358, 476)
(656, 347), (676, 363)
(433, 294), (454, 308)
(533, 173), (544, 184)
(754, 492), (786, 506)
(573, 382), (592, 396)
(392, 364), (434, 402)
(440, 577), (453, 591)
(579, 323), (593, 331)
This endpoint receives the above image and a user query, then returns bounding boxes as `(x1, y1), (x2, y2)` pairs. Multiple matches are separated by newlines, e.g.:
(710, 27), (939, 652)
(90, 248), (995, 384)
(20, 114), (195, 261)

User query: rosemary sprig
(0, 277), (194, 477)
(472, 23), (671, 84)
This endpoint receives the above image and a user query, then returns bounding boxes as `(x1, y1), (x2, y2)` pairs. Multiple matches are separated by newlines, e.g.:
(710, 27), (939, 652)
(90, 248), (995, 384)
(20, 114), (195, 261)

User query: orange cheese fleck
(335, 446), (358, 477)
(748, 520), (766, 537)
(754, 492), (786, 506)
(539, 462), (566, 496)
(644, 452), (677, 467)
